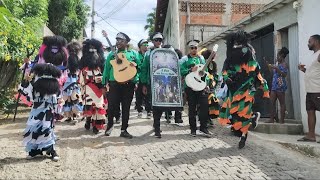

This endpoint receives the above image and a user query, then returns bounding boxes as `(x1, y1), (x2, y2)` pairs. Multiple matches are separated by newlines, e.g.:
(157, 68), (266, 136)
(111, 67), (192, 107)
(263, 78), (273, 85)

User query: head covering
(116, 32), (130, 42)
(138, 39), (148, 48)
(152, 32), (164, 40)
(187, 40), (200, 47)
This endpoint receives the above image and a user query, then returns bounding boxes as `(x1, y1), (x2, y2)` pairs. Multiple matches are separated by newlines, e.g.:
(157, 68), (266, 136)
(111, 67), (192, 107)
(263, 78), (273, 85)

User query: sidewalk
(251, 131), (320, 157)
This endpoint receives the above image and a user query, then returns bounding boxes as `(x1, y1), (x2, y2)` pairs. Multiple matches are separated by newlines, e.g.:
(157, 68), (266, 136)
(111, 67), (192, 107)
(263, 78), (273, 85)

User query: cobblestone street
(1, 107), (320, 179)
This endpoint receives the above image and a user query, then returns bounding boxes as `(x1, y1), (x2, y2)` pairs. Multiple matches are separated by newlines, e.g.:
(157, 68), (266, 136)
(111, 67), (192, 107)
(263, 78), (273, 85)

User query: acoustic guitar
(185, 44), (218, 91)
(102, 30), (137, 83)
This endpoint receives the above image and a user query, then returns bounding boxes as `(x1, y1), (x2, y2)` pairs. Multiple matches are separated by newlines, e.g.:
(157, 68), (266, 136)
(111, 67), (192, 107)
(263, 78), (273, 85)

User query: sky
(84, 0), (157, 48)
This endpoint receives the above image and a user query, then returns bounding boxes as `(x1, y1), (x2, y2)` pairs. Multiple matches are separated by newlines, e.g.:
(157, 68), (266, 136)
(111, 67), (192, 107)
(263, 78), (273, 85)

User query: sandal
(297, 137), (316, 142)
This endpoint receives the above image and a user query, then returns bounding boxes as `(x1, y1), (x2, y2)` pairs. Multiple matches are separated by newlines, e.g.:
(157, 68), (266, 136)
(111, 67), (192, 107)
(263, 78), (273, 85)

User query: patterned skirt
(23, 96), (57, 152)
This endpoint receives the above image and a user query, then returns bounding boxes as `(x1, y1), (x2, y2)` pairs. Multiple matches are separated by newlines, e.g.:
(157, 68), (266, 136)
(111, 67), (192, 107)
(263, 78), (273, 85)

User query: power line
(108, 17), (145, 22)
(96, 17), (145, 23)
(96, 0), (113, 13)
(96, 13), (138, 43)
(106, 0), (130, 18)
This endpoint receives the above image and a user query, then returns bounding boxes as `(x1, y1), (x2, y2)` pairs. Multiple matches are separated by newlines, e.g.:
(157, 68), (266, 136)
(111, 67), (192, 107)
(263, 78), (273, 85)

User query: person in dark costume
(62, 42), (83, 124)
(79, 39), (106, 134)
(20, 63), (62, 161)
(219, 30), (269, 149)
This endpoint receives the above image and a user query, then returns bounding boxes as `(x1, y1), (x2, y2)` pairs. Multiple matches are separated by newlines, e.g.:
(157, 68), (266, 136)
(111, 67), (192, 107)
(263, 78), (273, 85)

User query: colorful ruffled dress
(62, 70), (83, 119)
(207, 73), (222, 119)
(219, 59), (269, 135)
(79, 67), (106, 131)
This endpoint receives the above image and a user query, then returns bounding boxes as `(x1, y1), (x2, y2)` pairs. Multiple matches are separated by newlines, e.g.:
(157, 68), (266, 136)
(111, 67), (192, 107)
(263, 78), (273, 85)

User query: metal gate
(251, 32), (274, 117)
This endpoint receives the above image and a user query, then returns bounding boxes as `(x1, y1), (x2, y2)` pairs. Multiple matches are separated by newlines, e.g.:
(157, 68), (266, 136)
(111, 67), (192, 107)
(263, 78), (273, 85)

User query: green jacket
(102, 49), (140, 85)
(137, 51), (145, 82)
(179, 54), (209, 89)
(140, 48), (156, 85)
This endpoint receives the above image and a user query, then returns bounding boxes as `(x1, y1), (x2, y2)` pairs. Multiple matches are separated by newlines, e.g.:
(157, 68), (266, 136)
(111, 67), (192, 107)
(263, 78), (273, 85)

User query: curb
(251, 132), (320, 158)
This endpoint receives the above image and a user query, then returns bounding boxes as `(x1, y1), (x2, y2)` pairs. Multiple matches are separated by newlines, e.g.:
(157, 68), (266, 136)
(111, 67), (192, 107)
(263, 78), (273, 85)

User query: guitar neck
(201, 51), (216, 71)
(104, 35), (118, 59)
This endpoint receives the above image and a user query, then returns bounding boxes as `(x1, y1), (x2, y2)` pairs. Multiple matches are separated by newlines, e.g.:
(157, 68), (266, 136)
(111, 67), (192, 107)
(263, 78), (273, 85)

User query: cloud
(85, 0), (157, 48)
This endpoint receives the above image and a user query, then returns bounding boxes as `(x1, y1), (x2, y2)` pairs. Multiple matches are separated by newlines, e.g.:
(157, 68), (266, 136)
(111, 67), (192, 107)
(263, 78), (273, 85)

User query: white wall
(163, 0), (180, 49)
(297, 0), (320, 134)
(207, 39), (227, 72)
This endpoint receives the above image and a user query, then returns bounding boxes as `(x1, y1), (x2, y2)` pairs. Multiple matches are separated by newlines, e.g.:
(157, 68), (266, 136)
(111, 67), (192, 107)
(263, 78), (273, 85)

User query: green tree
(47, 0), (90, 42)
(144, 8), (156, 38)
(0, 0), (48, 115)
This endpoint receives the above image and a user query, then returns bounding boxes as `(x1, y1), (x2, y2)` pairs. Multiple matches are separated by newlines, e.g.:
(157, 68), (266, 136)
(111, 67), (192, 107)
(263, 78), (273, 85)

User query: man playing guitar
(180, 40), (212, 137)
(102, 32), (140, 139)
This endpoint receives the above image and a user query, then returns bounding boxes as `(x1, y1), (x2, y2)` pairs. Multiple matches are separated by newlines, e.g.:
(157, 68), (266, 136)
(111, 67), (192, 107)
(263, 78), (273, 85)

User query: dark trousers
(107, 82), (134, 130)
(153, 108), (163, 133)
(135, 83), (151, 113)
(186, 87), (208, 132)
(165, 111), (182, 120)
(106, 92), (121, 120)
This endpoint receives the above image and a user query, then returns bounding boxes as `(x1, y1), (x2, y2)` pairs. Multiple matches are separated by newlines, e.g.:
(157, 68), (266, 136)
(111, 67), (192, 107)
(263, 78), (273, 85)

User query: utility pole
(91, 0), (95, 38)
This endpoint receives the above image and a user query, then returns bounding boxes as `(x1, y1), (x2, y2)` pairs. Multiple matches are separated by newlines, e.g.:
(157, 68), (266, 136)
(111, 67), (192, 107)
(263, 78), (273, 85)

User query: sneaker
(147, 112), (152, 119)
(120, 130), (133, 139)
(51, 150), (60, 162)
(155, 131), (162, 138)
(199, 128), (212, 138)
(190, 131), (196, 137)
(137, 112), (143, 118)
(105, 125), (114, 136)
(251, 112), (261, 129)
(238, 135), (247, 149)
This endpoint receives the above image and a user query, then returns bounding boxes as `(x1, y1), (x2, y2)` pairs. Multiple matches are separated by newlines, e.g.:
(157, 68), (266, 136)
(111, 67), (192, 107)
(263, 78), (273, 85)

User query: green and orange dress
(207, 73), (221, 119)
(218, 59), (269, 135)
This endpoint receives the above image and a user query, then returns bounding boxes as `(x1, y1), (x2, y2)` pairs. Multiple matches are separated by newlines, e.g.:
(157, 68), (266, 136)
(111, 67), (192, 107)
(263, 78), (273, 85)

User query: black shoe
(105, 125), (114, 136)
(251, 112), (261, 129)
(238, 135), (247, 149)
(51, 150), (60, 162)
(199, 128), (212, 138)
(84, 120), (91, 130)
(190, 131), (196, 137)
(120, 130), (133, 139)
(155, 131), (162, 138)
(93, 126), (99, 134)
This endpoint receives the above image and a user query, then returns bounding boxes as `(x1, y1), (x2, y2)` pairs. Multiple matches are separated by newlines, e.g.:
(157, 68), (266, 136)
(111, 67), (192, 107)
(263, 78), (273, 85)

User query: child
(201, 49), (222, 126)
(62, 42), (83, 124)
(79, 39), (106, 134)
(21, 63), (62, 161)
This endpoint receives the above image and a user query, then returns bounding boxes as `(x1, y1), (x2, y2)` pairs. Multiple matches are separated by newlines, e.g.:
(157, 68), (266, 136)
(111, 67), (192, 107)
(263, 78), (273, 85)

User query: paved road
(0, 106), (320, 179)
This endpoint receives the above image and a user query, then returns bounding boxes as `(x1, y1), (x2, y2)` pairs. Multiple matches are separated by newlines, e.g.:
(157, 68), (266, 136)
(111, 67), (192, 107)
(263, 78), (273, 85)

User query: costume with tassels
(79, 39), (106, 134)
(62, 42), (83, 123)
(20, 63), (62, 161)
(218, 30), (269, 149)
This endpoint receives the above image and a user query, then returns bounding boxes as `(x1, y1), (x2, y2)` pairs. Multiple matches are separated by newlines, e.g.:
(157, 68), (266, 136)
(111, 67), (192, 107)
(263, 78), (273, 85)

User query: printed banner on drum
(150, 48), (183, 108)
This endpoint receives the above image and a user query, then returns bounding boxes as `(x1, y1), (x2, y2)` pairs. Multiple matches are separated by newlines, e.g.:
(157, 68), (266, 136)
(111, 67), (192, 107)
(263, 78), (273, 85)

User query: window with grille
(232, 3), (264, 14)
(181, 2), (226, 13)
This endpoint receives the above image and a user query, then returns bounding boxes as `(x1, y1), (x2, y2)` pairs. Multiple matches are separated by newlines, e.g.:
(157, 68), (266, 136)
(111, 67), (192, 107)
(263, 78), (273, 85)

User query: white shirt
(305, 50), (320, 93)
